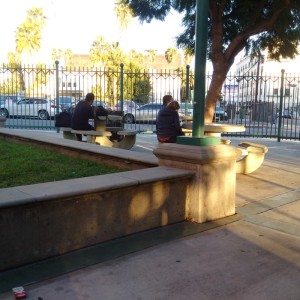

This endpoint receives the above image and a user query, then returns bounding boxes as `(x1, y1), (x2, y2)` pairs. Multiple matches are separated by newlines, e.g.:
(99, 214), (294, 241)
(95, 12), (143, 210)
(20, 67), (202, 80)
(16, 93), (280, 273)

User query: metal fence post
(55, 60), (60, 115)
(277, 69), (285, 142)
(185, 65), (190, 116)
(55, 60), (60, 133)
(120, 63), (124, 111)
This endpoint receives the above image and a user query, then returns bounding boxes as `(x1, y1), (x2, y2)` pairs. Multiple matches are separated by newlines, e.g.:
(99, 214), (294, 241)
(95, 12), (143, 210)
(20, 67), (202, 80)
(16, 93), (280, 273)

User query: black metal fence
(0, 63), (299, 140)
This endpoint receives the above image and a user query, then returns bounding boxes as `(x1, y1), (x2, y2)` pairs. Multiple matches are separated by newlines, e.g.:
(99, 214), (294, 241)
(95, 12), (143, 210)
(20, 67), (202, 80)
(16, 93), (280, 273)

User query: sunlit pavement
(1, 132), (300, 299)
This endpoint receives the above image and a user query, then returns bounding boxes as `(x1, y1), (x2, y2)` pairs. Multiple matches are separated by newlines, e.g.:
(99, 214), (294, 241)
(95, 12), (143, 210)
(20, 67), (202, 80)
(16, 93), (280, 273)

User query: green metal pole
(120, 63), (124, 112)
(55, 60), (60, 133)
(192, 0), (208, 137)
(185, 65), (190, 116)
(277, 69), (285, 142)
(176, 0), (219, 146)
(55, 60), (60, 115)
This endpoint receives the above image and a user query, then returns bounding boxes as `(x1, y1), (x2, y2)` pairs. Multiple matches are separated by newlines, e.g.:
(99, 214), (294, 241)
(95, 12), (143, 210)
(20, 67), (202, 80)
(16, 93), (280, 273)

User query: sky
(0, 0), (185, 63)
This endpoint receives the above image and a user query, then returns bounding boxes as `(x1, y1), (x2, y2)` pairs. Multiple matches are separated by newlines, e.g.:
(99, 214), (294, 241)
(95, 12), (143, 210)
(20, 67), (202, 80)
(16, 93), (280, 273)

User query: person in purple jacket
(156, 96), (184, 143)
(71, 92), (99, 141)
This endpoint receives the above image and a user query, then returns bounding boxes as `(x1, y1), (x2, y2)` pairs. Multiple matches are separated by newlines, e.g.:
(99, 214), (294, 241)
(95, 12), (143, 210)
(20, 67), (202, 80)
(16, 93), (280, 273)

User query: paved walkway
(1, 132), (300, 299)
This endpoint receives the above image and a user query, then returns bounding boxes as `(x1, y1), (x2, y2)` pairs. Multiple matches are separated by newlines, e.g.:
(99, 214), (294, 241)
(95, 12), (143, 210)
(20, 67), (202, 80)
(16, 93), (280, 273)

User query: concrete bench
(236, 141), (268, 174)
(95, 130), (137, 150)
(57, 127), (77, 140)
(71, 130), (112, 143)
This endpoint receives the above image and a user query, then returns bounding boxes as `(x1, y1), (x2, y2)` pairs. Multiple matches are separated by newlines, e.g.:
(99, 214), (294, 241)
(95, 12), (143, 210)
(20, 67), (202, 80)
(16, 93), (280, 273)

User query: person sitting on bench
(71, 92), (99, 141)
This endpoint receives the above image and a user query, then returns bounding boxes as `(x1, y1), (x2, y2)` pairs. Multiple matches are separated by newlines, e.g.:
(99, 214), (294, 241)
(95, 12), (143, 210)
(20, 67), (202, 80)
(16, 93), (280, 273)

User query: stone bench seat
(70, 130), (112, 143)
(58, 126), (137, 149)
(57, 127), (76, 140)
(95, 129), (137, 150)
(117, 130), (137, 136)
(236, 141), (268, 174)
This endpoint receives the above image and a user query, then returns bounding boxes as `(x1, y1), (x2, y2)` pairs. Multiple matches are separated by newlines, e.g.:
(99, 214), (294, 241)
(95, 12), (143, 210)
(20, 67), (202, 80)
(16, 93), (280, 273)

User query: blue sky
(0, 0), (184, 62)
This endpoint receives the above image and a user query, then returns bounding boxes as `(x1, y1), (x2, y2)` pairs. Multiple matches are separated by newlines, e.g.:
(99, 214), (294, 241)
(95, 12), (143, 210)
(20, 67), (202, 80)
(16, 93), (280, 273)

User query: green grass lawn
(0, 139), (126, 188)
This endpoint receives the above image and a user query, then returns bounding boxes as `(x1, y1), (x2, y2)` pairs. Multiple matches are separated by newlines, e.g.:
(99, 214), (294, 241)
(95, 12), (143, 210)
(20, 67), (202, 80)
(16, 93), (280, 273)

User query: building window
(73, 82), (76, 88)
(62, 82), (66, 87)
(273, 88), (278, 95)
(68, 82), (71, 88)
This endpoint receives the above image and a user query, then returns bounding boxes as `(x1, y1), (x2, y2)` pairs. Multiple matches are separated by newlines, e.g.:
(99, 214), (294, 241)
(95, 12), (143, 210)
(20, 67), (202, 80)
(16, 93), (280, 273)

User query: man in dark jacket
(156, 96), (183, 143)
(71, 92), (98, 141)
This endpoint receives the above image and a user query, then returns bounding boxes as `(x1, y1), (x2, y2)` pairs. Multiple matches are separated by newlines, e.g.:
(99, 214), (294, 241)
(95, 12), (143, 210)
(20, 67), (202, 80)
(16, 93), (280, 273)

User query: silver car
(0, 97), (61, 120)
(121, 102), (163, 123)
(124, 102), (190, 124)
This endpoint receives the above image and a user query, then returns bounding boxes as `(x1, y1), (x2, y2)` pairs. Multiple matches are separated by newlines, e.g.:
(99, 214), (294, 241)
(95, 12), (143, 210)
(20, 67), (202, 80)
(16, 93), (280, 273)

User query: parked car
(0, 97), (61, 120)
(113, 100), (138, 111)
(0, 95), (22, 104)
(122, 102), (187, 124)
(129, 102), (164, 123)
(213, 106), (228, 121)
(93, 100), (111, 110)
(113, 100), (139, 123)
(57, 96), (76, 112)
(180, 102), (193, 116)
(281, 109), (297, 119)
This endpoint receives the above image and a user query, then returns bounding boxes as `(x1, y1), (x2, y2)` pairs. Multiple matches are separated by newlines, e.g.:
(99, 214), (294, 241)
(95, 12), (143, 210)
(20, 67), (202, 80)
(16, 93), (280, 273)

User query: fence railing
(0, 63), (299, 140)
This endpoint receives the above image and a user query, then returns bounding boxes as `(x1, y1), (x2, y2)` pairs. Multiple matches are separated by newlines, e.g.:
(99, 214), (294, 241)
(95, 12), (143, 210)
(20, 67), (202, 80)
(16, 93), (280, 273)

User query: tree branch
(224, 1), (292, 62)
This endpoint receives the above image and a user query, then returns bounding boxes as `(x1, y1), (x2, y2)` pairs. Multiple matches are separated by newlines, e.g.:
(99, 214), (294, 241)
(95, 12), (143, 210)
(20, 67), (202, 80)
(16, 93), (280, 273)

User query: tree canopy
(122, 0), (300, 122)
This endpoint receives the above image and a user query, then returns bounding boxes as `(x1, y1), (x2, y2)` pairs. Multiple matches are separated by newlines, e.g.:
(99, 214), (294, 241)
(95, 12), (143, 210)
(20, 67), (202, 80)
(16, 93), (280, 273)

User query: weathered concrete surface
(0, 167), (193, 270)
(154, 142), (241, 222)
(1, 132), (300, 299)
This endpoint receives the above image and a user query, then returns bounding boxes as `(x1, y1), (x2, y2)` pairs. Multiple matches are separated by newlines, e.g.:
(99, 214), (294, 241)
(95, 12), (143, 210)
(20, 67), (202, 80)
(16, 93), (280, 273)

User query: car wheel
(124, 114), (134, 124)
(0, 108), (9, 118)
(38, 110), (49, 120)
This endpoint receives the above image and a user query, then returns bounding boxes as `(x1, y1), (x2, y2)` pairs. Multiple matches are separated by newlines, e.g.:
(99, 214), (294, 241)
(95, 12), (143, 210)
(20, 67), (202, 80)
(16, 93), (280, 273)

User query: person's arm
(93, 106), (100, 117)
(174, 113), (184, 135)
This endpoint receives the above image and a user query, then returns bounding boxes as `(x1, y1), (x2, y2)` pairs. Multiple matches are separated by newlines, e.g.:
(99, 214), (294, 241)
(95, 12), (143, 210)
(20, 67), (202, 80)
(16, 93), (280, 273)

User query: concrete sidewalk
(1, 132), (300, 299)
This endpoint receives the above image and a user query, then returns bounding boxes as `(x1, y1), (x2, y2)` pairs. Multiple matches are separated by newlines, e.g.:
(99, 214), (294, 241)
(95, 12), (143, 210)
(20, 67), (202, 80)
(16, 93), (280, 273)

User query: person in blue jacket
(71, 92), (99, 141)
(156, 97), (184, 143)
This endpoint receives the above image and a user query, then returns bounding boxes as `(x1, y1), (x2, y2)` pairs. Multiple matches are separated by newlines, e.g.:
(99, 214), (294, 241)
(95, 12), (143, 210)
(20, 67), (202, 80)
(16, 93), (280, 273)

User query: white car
(123, 102), (187, 124)
(132, 103), (164, 123)
(0, 97), (61, 120)
(180, 102), (193, 116)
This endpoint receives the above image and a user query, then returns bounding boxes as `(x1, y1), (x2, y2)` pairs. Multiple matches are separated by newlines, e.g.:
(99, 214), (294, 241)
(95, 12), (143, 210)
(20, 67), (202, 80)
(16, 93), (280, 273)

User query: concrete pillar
(153, 143), (242, 223)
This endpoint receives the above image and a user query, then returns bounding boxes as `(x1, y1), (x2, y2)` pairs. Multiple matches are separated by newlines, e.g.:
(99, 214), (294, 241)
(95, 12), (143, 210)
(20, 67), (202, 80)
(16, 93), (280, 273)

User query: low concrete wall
(0, 167), (193, 271)
(0, 128), (158, 171)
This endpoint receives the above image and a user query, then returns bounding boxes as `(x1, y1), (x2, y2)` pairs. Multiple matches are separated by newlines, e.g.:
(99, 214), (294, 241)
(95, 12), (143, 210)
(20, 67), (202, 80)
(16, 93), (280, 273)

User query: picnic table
(93, 114), (137, 149)
(59, 113), (137, 150)
(180, 120), (268, 174)
(181, 121), (245, 143)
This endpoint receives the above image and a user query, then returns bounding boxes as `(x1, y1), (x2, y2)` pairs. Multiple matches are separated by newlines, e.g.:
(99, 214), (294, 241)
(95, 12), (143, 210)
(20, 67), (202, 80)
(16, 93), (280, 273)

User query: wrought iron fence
(0, 63), (299, 140)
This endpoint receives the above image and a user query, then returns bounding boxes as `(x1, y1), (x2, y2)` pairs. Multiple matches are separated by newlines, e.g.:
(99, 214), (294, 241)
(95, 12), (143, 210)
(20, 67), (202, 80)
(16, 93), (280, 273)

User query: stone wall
(0, 167), (193, 271)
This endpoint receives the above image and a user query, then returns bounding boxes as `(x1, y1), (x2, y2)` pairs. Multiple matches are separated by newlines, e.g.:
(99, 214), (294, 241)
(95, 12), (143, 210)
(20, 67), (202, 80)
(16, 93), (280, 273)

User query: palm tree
(115, 0), (134, 49)
(146, 49), (157, 68)
(64, 48), (74, 66)
(90, 36), (111, 66)
(15, 7), (46, 56)
(165, 48), (178, 67)
(183, 48), (193, 66)
(115, 0), (133, 31)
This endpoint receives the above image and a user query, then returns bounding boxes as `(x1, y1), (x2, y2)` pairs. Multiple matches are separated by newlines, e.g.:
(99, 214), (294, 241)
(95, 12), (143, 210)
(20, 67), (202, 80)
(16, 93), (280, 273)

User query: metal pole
(185, 65), (190, 116)
(55, 60), (60, 115)
(55, 60), (60, 133)
(192, 0), (209, 137)
(277, 69), (285, 142)
(176, 0), (219, 146)
(120, 63), (124, 112)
